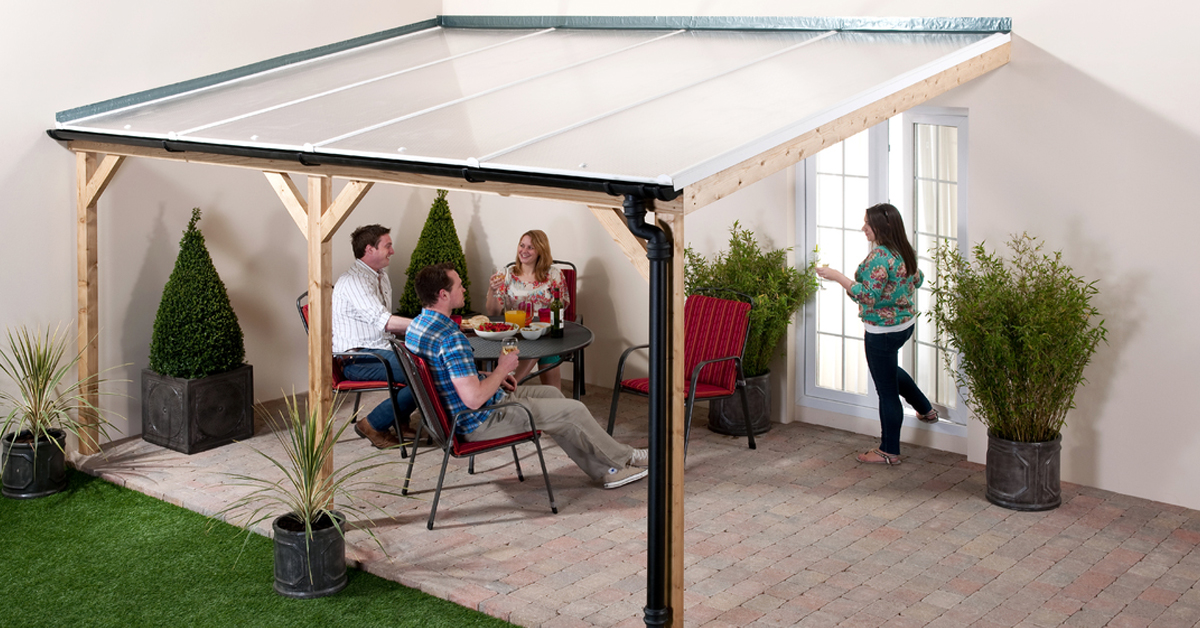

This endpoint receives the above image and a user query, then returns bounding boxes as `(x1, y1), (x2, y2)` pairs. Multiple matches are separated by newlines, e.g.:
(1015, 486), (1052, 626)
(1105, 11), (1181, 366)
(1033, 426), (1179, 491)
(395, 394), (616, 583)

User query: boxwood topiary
(397, 189), (471, 317)
(148, 208), (245, 379)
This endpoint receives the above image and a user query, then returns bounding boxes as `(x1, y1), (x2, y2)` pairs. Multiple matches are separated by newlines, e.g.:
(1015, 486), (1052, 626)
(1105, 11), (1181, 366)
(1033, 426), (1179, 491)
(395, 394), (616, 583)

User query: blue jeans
(863, 326), (933, 456)
(340, 348), (415, 433)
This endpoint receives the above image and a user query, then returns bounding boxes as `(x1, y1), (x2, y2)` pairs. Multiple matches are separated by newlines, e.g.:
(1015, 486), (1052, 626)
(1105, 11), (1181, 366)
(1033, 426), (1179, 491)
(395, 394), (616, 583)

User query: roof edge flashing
(55, 18), (440, 124)
(439, 15), (1011, 34)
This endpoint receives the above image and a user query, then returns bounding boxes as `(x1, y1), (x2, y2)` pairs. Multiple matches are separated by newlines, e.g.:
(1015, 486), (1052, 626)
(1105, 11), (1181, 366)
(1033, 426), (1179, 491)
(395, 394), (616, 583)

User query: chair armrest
(333, 349), (402, 387)
(614, 344), (650, 380)
(688, 355), (745, 389)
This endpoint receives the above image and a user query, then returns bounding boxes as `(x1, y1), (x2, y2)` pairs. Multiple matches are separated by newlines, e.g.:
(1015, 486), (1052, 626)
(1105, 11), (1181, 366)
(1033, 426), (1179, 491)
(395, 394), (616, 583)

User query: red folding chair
(607, 289), (757, 457)
(296, 291), (408, 457)
(394, 342), (557, 530)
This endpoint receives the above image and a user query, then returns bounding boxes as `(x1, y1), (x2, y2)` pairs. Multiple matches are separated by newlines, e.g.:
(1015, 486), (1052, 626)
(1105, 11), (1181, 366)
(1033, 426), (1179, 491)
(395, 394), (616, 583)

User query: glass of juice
(504, 310), (525, 327)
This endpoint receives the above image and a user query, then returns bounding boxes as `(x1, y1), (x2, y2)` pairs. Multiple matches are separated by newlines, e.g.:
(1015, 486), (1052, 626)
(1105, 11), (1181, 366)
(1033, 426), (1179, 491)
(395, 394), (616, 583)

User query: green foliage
(0, 324), (121, 452)
(218, 394), (400, 553)
(930, 234), (1107, 443)
(397, 190), (471, 317)
(685, 222), (820, 377)
(149, 208), (245, 379)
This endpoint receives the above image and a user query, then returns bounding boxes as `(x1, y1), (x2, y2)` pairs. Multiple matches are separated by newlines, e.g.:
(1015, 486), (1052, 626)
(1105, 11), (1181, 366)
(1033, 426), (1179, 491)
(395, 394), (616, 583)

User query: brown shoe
(355, 420), (400, 449)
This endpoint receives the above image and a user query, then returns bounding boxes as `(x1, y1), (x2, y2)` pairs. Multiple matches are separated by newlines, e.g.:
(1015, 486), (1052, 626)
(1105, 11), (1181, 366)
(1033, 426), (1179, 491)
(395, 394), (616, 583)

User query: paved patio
(76, 388), (1200, 627)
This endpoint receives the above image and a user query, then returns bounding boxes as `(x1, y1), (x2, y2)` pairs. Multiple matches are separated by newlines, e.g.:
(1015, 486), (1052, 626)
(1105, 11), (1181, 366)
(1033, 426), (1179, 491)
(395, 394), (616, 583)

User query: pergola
(52, 15), (1010, 626)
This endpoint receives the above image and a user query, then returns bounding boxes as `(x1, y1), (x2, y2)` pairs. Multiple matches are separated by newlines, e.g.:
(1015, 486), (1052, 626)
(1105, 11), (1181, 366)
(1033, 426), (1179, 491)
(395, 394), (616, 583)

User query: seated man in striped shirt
(406, 263), (648, 489)
(332, 224), (416, 449)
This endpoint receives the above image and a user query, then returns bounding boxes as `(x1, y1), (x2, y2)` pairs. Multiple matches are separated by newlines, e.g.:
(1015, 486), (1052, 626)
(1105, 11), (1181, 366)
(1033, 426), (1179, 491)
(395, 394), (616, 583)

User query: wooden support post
(75, 151), (124, 455)
(657, 212), (687, 626)
(306, 175), (334, 480)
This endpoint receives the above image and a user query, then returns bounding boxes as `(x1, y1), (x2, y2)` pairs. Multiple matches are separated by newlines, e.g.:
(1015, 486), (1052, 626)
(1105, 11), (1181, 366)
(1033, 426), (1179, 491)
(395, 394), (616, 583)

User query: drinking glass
(500, 337), (519, 375)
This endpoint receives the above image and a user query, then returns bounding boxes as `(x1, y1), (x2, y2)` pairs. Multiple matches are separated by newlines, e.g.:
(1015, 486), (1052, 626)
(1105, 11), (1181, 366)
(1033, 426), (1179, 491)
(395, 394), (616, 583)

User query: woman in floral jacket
(815, 203), (938, 465)
(486, 229), (570, 388)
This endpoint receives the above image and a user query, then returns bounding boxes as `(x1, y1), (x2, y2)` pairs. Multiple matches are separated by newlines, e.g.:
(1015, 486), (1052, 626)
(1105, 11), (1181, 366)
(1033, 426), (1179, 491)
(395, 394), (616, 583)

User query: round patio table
(468, 321), (592, 399)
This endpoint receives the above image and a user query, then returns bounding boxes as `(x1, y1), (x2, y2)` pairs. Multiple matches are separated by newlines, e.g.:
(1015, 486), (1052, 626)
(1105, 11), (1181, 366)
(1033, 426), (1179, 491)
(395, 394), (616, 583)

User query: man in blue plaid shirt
(406, 263), (648, 489)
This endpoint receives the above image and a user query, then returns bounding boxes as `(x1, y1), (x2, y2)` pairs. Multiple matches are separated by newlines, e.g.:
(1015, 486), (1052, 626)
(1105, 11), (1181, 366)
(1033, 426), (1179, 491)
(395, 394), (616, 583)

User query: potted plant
(685, 222), (820, 435)
(1, 325), (119, 498)
(397, 189), (472, 317)
(218, 393), (399, 598)
(142, 208), (253, 454)
(930, 233), (1107, 511)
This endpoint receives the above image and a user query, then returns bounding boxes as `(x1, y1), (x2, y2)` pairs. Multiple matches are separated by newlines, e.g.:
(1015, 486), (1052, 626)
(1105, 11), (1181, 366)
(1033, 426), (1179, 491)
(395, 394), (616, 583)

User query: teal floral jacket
(849, 246), (923, 327)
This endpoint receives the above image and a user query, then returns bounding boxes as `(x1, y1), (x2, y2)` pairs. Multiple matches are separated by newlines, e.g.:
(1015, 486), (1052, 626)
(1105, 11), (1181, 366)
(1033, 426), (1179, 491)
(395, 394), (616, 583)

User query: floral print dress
(495, 266), (570, 312)
(849, 246), (923, 329)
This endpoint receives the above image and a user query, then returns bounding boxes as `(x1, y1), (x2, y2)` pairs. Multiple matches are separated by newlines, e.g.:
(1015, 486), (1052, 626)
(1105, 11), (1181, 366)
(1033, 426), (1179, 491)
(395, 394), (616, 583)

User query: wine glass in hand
(500, 337), (519, 375)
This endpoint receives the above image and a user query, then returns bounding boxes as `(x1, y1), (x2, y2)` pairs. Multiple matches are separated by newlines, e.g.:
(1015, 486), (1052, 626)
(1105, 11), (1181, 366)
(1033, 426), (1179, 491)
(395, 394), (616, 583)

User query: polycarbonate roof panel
(56, 17), (1010, 190)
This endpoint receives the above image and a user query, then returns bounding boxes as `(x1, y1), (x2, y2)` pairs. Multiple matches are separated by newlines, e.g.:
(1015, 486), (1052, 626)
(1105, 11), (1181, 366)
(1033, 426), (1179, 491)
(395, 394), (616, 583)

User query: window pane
(816, 174), (843, 226)
(916, 179), (936, 234)
(916, 124), (934, 178)
(816, 142), (843, 174)
(939, 126), (958, 181)
(936, 348), (958, 408)
(816, 333), (843, 390)
(844, 177), (869, 226)
(845, 337), (868, 395)
(941, 182), (958, 236)
(844, 129), (869, 177)
(916, 342), (936, 396)
(817, 281), (842, 335)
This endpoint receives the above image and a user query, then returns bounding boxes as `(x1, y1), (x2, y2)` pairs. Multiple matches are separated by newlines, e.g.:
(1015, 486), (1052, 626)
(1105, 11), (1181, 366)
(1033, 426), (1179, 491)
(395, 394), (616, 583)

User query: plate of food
(460, 314), (491, 332)
(474, 321), (520, 340)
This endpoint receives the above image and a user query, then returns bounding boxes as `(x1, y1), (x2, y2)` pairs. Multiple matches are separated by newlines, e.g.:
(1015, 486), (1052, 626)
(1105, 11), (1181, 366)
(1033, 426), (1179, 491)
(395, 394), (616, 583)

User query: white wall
(5, 0), (1198, 511)
(0, 1), (440, 439)
(446, 1), (1200, 510)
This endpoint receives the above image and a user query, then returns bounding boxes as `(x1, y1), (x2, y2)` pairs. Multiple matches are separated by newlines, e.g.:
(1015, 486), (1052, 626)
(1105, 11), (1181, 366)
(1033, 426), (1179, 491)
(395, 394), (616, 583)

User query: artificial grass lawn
(0, 471), (514, 628)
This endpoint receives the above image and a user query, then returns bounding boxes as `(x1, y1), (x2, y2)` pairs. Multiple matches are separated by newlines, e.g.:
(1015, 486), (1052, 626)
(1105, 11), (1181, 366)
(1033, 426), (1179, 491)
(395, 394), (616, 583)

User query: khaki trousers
(464, 385), (633, 481)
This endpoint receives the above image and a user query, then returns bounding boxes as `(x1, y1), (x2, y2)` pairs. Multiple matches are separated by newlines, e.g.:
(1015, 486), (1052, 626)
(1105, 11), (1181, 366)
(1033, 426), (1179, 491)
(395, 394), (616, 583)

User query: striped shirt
(332, 259), (393, 352)
(405, 309), (502, 434)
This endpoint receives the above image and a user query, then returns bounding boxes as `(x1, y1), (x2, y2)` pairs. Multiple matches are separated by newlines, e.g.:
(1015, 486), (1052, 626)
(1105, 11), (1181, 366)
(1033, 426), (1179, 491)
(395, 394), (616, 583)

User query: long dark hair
(865, 203), (918, 277)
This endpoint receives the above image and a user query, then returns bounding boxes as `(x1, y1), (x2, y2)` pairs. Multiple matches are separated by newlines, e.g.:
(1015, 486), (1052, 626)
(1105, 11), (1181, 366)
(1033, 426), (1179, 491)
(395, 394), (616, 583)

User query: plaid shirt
(404, 309), (502, 434)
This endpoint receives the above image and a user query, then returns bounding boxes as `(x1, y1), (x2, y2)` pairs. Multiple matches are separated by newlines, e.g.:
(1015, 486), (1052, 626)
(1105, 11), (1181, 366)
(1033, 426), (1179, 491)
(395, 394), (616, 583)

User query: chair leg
(427, 449), (453, 530)
(511, 446), (525, 482)
(607, 385), (622, 435)
(401, 435), (419, 496)
(683, 388), (698, 460)
(532, 437), (558, 514)
(739, 383), (757, 450)
(351, 392), (362, 423)
(468, 454), (475, 474)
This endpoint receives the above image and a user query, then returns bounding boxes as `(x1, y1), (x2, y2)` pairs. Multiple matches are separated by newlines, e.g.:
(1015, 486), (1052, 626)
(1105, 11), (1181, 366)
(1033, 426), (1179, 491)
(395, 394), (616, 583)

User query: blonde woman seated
(486, 230), (571, 389)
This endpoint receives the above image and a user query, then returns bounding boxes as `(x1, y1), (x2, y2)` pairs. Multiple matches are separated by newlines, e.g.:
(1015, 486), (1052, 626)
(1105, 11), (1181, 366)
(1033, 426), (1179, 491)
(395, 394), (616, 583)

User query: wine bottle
(549, 288), (564, 338)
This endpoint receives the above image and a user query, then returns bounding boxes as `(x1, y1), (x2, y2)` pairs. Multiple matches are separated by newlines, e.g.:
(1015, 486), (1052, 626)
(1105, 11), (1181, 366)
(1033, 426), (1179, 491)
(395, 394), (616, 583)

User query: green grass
(0, 471), (513, 628)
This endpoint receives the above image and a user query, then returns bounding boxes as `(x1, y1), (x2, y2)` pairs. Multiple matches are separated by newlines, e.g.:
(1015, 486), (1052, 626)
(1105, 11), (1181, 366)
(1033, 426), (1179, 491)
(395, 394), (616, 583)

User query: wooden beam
(320, 180), (373, 243)
(306, 175), (335, 482)
(76, 152), (101, 455)
(264, 171), (307, 239)
(65, 140), (664, 210)
(80, 154), (125, 209)
(684, 41), (1011, 213)
(588, 205), (650, 283)
(657, 212), (687, 626)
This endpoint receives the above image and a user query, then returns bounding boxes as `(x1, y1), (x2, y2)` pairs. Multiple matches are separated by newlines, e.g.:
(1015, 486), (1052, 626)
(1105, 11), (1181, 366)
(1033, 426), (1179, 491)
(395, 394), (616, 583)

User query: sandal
(917, 408), (939, 424)
(857, 448), (902, 465)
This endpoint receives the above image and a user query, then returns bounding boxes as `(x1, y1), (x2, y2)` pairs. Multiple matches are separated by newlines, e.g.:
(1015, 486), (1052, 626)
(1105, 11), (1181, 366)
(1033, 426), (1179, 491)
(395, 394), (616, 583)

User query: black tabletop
(468, 321), (593, 361)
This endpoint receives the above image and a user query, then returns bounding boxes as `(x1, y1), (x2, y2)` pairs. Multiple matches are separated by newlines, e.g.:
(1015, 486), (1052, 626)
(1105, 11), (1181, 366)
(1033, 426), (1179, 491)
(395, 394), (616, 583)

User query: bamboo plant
(929, 234), (1107, 443)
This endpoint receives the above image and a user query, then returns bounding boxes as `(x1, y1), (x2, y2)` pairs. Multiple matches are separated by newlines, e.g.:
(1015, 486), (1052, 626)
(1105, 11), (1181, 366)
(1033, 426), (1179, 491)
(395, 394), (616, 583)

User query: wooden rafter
(588, 205), (650, 283)
(321, 180), (373, 243)
(684, 41), (1011, 213)
(264, 171), (308, 239)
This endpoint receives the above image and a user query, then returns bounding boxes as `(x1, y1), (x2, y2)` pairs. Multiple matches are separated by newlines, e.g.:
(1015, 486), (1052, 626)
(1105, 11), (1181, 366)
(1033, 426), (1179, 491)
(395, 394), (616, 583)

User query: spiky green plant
(217, 393), (401, 560)
(0, 324), (121, 455)
(397, 190), (471, 317)
(930, 234), (1107, 443)
(685, 222), (820, 377)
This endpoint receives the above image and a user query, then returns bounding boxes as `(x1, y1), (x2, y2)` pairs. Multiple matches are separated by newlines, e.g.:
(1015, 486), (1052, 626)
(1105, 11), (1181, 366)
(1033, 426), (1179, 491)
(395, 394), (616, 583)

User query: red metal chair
(606, 290), (757, 457)
(394, 342), (557, 530)
(296, 291), (408, 457)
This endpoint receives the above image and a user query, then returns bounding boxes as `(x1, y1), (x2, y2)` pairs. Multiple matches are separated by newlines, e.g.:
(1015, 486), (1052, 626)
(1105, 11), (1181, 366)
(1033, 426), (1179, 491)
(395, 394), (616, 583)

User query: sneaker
(602, 466), (648, 489)
(630, 448), (649, 467)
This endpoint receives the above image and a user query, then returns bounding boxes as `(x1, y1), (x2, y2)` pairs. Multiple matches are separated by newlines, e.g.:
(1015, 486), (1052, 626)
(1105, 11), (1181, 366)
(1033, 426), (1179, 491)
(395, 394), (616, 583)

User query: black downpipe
(623, 195), (671, 628)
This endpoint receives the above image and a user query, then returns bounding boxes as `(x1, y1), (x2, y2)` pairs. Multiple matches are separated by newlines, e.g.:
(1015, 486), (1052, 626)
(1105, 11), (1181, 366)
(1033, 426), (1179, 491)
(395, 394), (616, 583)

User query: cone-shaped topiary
(397, 189), (471, 317)
(148, 208), (245, 379)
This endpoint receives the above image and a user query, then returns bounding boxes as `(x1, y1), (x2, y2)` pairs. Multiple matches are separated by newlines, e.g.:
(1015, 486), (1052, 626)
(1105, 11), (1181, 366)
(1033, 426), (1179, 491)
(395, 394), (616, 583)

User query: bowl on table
(474, 322), (520, 340)
(520, 326), (544, 340)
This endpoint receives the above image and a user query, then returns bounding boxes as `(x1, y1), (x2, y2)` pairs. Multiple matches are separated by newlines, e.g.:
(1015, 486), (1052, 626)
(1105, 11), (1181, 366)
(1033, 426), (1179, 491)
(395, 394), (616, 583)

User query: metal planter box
(141, 364), (254, 454)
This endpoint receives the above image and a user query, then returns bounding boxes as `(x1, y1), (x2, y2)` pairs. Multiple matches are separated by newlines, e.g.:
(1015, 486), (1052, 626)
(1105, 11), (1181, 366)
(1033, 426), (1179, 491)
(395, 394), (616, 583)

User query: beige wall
(4, 1), (1198, 511)
(446, 1), (1200, 510)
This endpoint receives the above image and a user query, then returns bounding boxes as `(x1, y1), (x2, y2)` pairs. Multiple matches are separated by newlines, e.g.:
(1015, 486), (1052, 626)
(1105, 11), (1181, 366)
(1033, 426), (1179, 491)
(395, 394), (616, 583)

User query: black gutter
(622, 194), (672, 628)
(46, 129), (681, 202)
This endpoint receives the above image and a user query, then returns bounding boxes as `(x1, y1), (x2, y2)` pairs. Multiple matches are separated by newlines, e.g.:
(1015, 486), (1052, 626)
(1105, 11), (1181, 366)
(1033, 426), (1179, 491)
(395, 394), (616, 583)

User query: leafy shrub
(685, 222), (819, 377)
(397, 190), (471, 317)
(148, 208), (245, 379)
(930, 234), (1107, 442)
